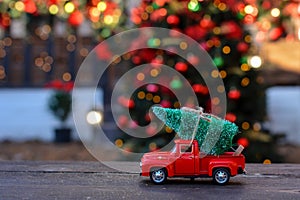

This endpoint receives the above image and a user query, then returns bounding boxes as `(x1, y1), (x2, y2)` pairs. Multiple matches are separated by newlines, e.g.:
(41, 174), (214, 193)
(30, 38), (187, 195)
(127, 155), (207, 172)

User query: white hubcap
(215, 170), (228, 184)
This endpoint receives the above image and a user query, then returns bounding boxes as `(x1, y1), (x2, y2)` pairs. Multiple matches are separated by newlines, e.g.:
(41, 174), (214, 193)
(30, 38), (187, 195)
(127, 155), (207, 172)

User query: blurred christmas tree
(111, 0), (288, 162)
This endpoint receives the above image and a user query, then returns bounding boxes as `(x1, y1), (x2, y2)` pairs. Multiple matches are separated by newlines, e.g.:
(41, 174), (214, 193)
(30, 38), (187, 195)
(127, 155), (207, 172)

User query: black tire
(150, 168), (167, 184)
(213, 168), (230, 185)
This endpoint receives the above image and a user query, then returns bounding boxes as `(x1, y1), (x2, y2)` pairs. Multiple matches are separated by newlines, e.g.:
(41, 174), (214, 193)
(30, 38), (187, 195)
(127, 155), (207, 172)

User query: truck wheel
(150, 168), (167, 184)
(213, 168), (230, 185)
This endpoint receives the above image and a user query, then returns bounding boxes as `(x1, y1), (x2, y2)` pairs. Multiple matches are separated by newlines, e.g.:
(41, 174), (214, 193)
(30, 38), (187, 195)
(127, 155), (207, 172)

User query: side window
(180, 144), (193, 153)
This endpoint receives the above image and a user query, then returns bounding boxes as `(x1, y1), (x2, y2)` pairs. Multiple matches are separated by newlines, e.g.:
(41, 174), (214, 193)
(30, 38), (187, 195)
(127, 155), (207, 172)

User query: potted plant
(46, 80), (74, 143)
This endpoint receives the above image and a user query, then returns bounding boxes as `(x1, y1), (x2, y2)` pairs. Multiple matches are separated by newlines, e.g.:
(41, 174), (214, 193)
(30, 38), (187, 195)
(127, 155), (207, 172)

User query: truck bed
(198, 152), (245, 176)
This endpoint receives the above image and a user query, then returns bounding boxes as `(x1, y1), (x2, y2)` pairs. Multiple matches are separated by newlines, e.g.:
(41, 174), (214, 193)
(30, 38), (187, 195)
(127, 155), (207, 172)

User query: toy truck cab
(140, 139), (245, 185)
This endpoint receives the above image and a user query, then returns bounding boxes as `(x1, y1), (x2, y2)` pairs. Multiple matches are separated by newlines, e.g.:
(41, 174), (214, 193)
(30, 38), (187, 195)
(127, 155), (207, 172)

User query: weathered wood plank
(0, 161), (299, 200)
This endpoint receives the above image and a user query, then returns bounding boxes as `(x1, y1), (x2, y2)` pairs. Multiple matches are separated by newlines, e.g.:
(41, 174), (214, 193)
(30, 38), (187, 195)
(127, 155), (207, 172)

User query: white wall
(266, 86), (300, 144)
(0, 88), (102, 142)
(1, 87), (299, 145)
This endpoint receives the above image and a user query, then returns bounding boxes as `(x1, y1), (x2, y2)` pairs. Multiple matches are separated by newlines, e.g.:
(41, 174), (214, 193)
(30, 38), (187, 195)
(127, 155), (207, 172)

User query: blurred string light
(263, 159), (271, 164)
(244, 5), (258, 16)
(0, 0), (124, 39)
(152, 95), (161, 103)
(15, 1), (25, 12)
(115, 139), (123, 148)
(35, 25), (51, 40)
(34, 52), (53, 72)
(270, 8), (280, 18)
(86, 110), (103, 125)
(150, 68), (160, 77)
(248, 55), (262, 68)
(97, 2), (107, 11)
(240, 63), (250, 72)
(222, 46), (231, 54)
(63, 72), (72, 82)
(241, 77), (250, 87)
(188, 0), (201, 12)
(64, 2), (75, 14)
(0, 65), (6, 80)
(242, 121), (250, 130)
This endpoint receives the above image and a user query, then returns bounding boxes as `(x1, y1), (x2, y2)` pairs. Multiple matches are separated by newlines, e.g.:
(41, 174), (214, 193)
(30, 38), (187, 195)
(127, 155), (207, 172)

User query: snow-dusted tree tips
(152, 106), (239, 155)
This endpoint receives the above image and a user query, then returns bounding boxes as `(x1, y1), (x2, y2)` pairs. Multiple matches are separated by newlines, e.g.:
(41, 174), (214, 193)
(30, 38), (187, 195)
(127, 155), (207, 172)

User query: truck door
(175, 144), (195, 175)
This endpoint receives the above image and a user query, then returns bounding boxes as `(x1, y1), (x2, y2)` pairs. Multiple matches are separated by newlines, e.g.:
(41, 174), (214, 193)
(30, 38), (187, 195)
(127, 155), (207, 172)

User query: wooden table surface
(0, 161), (299, 200)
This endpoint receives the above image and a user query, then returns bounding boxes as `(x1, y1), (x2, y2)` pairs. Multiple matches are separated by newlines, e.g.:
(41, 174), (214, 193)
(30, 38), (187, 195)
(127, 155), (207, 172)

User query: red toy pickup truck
(140, 139), (245, 185)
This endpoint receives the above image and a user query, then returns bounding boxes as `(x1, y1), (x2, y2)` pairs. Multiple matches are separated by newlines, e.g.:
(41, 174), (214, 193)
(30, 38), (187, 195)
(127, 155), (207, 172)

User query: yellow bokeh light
(206, 40), (214, 48)
(174, 101), (181, 108)
(0, 65), (6, 80)
(222, 46), (231, 54)
(115, 139), (123, 148)
(244, 5), (254, 14)
(213, 27), (221, 35)
(137, 91), (145, 99)
(97, 2), (107, 12)
(149, 142), (157, 150)
(112, 15), (120, 24)
(141, 12), (149, 20)
(261, 20), (271, 31)
(219, 70), (227, 78)
(242, 122), (250, 130)
(64, 2), (75, 13)
(80, 48), (89, 57)
(137, 73), (145, 81)
(270, 8), (280, 18)
(241, 63), (250, 71)
(213, 0), (220, 7)
(150, 68), (159, 77)
(67, 34), (77, 43)
(90, 7), (100, 17)
(63, 72), (72, 82)
(211, 70), (219, 78)
(35, 57), (44, 67)
(153, 95), (161, 103)
(112, 56), (122, 65)
(165, 126), (173, 133)
(218, 3), (227, 11)
(244, 35), (252, 43)
(146, 5), (154, 13)
(3, 37), (12, 47)
(122, 53), (131, 60)
(104, 15), (114, 25)
(211, 97), (220, 105)
(253, 122), (261, 131)
(42, 64), (51, 72)
(241, 77), (250, 87)
(217, 85), (225, 93)
(15, 1), (25, 12)
(179, 42), (188, 50)
(0, 49), (6, 58)
(114, 8), (122, 17)
(49, 4), (59, 15)
(263, 159), (271, 164)
(146, 93), (153, 101)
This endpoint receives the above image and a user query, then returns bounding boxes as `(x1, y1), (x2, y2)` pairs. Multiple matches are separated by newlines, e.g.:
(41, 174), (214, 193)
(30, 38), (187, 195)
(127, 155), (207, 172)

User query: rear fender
(209, 162), (237, 176)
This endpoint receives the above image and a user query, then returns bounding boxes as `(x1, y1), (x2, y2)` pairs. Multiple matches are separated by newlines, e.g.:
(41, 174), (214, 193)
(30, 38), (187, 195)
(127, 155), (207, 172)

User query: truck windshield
(171, 145), (176, 153)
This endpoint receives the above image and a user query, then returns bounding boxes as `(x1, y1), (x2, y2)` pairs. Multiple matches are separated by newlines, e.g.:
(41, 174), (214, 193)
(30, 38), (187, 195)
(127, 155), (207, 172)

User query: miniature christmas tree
(152, 106), (239, 155)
